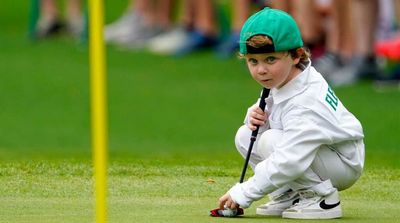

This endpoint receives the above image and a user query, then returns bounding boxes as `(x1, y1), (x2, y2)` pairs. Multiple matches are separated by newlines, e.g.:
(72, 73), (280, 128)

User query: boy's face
(245, 52), (301, 89)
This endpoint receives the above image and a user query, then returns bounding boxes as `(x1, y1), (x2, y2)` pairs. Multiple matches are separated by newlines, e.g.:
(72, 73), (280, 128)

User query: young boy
(217, 7), (365, 219)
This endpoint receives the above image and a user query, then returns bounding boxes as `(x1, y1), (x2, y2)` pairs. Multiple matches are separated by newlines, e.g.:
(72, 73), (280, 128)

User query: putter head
(209, 207), (244, 217)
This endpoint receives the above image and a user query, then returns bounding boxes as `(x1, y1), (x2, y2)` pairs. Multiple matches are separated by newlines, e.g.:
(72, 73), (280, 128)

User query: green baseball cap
(239, 7), (303, 54)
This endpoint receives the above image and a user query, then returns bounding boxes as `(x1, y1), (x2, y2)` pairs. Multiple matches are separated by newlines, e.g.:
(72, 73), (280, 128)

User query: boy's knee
(257, 129), (283, 159)
(235, 125), (252, 155)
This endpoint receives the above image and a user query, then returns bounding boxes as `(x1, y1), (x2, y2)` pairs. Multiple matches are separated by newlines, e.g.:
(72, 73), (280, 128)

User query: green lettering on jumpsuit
(325, 86), (338, 111)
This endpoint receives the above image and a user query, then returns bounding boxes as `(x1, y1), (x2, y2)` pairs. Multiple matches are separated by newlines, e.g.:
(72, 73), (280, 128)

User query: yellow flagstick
(88, 0), (108, 222)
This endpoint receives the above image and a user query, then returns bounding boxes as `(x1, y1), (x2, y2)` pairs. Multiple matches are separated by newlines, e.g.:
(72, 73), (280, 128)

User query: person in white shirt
(217, 7), (365, 219)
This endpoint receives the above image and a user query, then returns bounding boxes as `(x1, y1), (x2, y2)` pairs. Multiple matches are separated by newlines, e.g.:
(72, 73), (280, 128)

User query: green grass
(1, 161), (399, 223)
(1, 1), (400, 222)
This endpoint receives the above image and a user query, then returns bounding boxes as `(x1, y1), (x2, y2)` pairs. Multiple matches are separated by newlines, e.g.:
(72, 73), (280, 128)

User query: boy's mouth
(261, 79), (272, 83)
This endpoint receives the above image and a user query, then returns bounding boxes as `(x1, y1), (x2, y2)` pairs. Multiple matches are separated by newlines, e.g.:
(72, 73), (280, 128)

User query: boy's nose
(257, 65), (268, 75)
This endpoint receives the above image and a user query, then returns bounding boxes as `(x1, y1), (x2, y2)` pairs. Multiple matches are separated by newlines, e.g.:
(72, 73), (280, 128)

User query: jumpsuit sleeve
(229, 107), (332, 208)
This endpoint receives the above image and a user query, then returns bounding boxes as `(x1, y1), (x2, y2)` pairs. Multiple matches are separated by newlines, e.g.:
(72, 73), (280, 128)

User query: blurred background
(1, 0), (399, 165)
(0, 1), (399, 222)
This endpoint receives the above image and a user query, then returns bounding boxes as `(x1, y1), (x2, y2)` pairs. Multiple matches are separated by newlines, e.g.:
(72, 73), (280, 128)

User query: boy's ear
(293, 56), (300, 64)
(293, 48), (304, 65)
(296, 48), (305, 56)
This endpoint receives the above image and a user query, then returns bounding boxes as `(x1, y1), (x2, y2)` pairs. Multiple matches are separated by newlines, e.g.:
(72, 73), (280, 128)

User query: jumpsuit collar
(271, 60), (311, 105)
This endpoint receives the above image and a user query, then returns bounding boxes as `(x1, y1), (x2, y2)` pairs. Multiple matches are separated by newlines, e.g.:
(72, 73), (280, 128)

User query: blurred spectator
(104, 0), (398, 69)
(36, 0), (84, 38)
(375, 0), (400, 82)
(375, 0), (400, 60)
(313, 0), (354, 83)
(376, 0), (397, 40)
(269, 0), (326, 57)
(216, 0), (256, 58)
(312, 0), (390, 86)
(147, 0), (218, 56)
(172, 0), (219, 56)
(326, 0), (382, 86)
(105, 0), (218, 54)
(396, 0), (400, 25)
(104, 0), (174, 49)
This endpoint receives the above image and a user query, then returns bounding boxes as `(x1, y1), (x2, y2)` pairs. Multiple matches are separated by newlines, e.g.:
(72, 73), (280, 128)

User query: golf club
(239, 87), (269, 183)
(210, 87), (270, 217)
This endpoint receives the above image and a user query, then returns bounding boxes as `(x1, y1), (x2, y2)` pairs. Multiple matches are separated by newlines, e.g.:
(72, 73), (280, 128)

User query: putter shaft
(239, 88), (269, 183)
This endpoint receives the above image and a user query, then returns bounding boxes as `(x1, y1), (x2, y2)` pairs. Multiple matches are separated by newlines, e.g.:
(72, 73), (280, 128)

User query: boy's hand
(210, 192), (243, 217)
(219, 192), (239, 210)
(248, 106), (268, 131)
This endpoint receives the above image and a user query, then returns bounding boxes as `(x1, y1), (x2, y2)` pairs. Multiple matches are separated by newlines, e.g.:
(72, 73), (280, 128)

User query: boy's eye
(248, 58), (258, 64)
(265, 56), (277, 63)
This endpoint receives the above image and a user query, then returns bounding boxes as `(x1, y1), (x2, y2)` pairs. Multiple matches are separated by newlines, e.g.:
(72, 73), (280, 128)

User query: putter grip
(251, 88), (269, 138)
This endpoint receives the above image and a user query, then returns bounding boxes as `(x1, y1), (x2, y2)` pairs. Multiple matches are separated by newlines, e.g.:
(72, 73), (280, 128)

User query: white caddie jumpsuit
(229, 61), (365, 208)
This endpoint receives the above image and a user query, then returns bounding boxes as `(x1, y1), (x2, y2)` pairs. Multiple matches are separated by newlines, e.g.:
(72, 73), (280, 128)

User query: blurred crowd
(33, 0), (400, 86)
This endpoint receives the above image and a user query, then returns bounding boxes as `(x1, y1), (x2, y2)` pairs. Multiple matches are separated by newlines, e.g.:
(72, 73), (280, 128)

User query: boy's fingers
(231, 203), (239, 209)
(218, 195), (228, 209)
(226, 200), (232, 208)
(254, 107), (266, 115)
(251, 111), (267, 121)
(250, 117), (266, 126)
(218, 199), (224, 209)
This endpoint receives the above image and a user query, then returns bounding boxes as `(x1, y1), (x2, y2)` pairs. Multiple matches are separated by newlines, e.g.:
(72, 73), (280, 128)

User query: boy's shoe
(282, 189), (342, 219)
(256, 189), (300, 216)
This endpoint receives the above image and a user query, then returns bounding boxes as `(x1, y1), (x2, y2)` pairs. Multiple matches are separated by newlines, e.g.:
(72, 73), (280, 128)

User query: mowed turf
(1, 2), (400, 223)
(0, 160), (399, 223)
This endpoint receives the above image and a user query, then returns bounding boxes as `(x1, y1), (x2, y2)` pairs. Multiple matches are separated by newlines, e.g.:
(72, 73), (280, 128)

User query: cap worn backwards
(239, 7), (303, 54)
